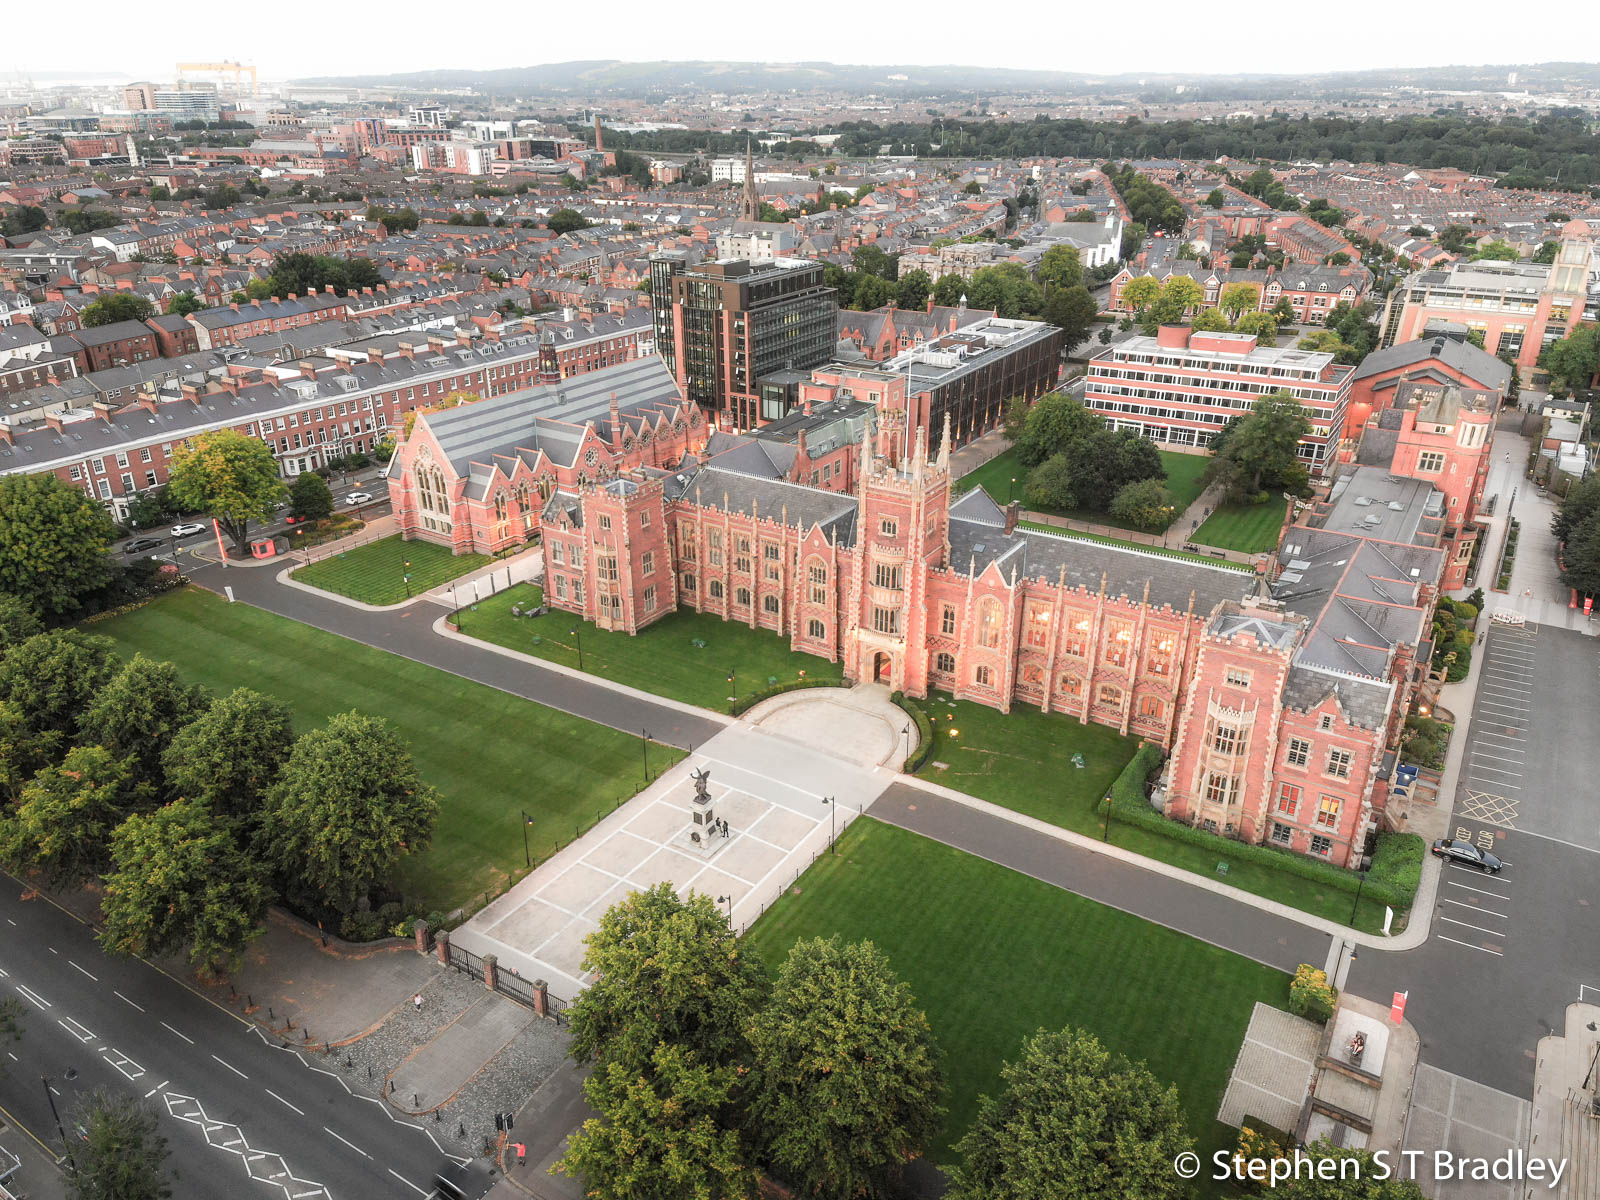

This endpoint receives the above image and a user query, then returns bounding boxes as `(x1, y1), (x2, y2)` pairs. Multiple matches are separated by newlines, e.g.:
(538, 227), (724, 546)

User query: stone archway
(873, 651), (893, 684)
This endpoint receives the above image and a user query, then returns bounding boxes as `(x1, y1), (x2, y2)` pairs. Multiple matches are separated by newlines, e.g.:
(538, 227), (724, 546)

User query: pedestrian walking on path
(413, 993), (424, 1013)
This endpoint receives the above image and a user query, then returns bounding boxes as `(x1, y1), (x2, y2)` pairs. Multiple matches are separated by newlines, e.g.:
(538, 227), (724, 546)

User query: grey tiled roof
(1350, 336), (1512, 393)
(663, 465), (858, 544)
(1281, 665), (1392, 730)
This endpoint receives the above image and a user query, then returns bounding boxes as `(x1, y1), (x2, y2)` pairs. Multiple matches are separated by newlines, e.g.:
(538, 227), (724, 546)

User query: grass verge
(91, 588), (676, 912)
(291, 534), (490, 605)
(461, 583), (844, 711)
(745, 817), (1289, 1182)
(1191, 495), (1288, 555)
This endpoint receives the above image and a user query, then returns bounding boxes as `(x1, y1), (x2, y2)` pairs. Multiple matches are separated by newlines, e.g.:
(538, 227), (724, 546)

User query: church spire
(739, 137), (760, 223)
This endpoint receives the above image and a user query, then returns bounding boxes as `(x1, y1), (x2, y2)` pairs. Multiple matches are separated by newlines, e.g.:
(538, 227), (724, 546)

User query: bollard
(267, 1006), (274, 1020)
(413, 1094), (419, 1108)
(345, 1055), (353, 1069)
(458, 1122), (466, 1138)
(388, 1080), (394, 1095)
(434, 1108), (441, 1122)
(367, 1065), (373, 1081)
(247, 994), (253, 1008)
(303, 1028), (309, 1041)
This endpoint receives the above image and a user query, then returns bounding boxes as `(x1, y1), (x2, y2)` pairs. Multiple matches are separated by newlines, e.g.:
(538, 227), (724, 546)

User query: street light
(1349, 866), (1368, 926)
(402, 558), (412, 599)
(820, 795), (835, 853)
(570, 626), (583, 670)
(1103, 793), (1112, 842)
(42, 1075), (76, 1173)
(641, 728), (650, 782)
(727, 667), (737, 704)
(520, 809), (534, 868)
(716, 894), (733, 923)
(902, 723), (911, 762)
(1008, 476), (1017, 504)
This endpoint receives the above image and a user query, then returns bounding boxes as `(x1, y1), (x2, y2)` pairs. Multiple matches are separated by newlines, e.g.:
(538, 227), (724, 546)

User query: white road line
(144, 1079), (169, 1098)
(113, 990), (144, 1012)
(1436, 933), (1504, 956)
(1470, 750), (1525, 764)
(57, 1017), (96, 1043)
(15, 984), (50, 1009)
(1447, 878), (1511, 900)
(211, 1054), (248, 1080)
(1466, 778), (1521, 791)
(1480, 686), (1532, 700)
(388, 1169), (431, 1197)
(68, 961), (98, 981)
(160, 1021), (194, 1044)
(1473, 732), (1526, 744)
(1440, 915), (1506, 938)
(1467, 762), (1523, 776)
(322, 1127), (371, 1159)
(266, 1089), (305, 1116)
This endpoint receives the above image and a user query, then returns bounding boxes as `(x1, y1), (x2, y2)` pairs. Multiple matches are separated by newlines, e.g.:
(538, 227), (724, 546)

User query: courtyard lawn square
(910, 691), (1394, 933)
(745, 818), (1290, 1181)
(91, 587), (673, 913)
(463, 583), (845, 711)
(291, 533), (491, 605)
(957, 446), (1211, 531)
(1192, 494), (1289, 555)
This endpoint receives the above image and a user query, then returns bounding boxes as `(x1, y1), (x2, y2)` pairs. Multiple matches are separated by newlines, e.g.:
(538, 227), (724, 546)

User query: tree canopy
(162, 687), (293, 825)
(1207, 392), (1313, 501)
(288, 471), (334, 522)
(0, 746), (150, 888)
(0, 474), (116, 619)
(260, 252), (383, 298)
(78, 655), (209, 789)
(165, 429), (285, 551)
(548, 208), (591, 234)
(67, 1088), (172, 1200)
(747, 936), (945, 1200)
(1541, 323), (1600, 393)
(261, 711), (437, 915)
(1013, 392), (1104, 469)
(948, 1027), (1193, 1200)
(81, 293), (156, 327)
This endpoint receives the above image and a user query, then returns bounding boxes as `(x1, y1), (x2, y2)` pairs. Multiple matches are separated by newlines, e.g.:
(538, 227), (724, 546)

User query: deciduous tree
(0, 474), (116, 619)
(748, 937), (945, 1200)
(167, 291), (205, 316)
(1119, 275), (1160, 315)
(568, 883), (768, 1076)
(100, 796), (272, 975)
(165, 429), (286, 552)
(1056, 428), (1164, 513)
(1036, 244), (1084, 294)
(1191, 307), (1231, 332)
(1013, 392), (1104, 468)
(261, 711), (437, 914)
(1219, 281), (1262, 323)
(547, 208), (590, 234)
(1207, 392), (1311, 500)
(558, 1043), (756, 1200)
(67, 1088), (172, 1200)
(0, 746), (150, 887)
(79, 293), (155, 327)
(1109, 478), (1178, 531)
(0, 631), (118, 746)
(288, 471), (334, 522)
(1042, 284), (1099, 355)
(163, 687), (293, 824)
(948, 1027), (1193, 1200)
(78, 655), (208, 788)
(895, 269), (932, 312)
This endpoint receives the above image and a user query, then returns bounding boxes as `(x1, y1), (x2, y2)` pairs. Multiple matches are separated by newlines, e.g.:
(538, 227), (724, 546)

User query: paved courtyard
(452, 719), (894, 998)
(1402, 1064), (1531, 1200)
(744, 682), (911, 767)
(1218, 1002), (1322, 1133)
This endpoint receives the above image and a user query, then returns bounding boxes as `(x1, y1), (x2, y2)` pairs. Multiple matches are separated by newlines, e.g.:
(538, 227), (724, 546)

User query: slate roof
(1350, 335), (1512, 393)
(662, 465), (858, 544)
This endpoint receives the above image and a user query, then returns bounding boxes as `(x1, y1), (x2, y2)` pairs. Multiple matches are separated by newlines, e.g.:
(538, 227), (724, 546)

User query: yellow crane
(175, 61), (257, 96)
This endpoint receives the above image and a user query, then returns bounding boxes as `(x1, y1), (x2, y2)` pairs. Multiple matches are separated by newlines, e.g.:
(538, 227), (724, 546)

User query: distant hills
(293, 59), (1600, 100)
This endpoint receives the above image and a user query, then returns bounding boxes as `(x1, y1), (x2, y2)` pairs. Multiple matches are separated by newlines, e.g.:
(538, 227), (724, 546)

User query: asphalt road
(115, 477), (394, 559)
(184, 558), (726, 753)
(1347, 622), (1600, 1097)
(0, 878), (492, 1200)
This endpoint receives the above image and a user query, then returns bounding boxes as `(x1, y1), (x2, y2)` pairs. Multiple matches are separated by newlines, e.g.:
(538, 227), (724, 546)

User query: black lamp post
(1103, 793), (1112, 842)
(42, 1075), (75, 1173)
(820, 795), (835, 853)
(1349, 867), (1368, 926)
(402, 558), (412, 599)
(570, 626), (583, 670)
(716, 894), (733, 923)
(520, 809), (533, 868)
(1008, 476), (1017, 504)
(641, 729), (650, 781)
(727, 667), (736, 704)
(902, 723), (911, 762)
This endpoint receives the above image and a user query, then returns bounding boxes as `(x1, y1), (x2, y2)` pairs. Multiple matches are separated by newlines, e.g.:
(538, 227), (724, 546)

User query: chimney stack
(1004, 501), (1020, 536)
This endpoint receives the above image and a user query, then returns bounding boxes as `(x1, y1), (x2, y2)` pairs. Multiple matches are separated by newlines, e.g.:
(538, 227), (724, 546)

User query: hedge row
(890, 691), (936, 774)
(729, 676), (848, 716)
(1102, 746), (1424, 911)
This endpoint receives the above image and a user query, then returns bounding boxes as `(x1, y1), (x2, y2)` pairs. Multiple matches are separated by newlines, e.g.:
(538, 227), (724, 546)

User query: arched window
(1097, 684), (1123, 708)
(493, 492), (509, 538)
(1060, 673), (1082, 696)
(1021, 663), (1043, 686)
(516, 481), (533, 530)
(808, 618), (825, 639)
(977, 597), (1003, 649)
(807, 559), (828, 605)
(538, 474), (554, 501)
(709, 580), (724, 599)
(736, 586), (750, 606)
(935, 652), (955, 674)
(763, 595), (779, 614)
(975, 664), (994, 687)
(417, 464), (451, 532)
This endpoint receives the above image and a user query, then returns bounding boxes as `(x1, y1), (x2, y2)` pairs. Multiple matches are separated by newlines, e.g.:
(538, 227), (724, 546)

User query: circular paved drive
(742, 683), (918, 769)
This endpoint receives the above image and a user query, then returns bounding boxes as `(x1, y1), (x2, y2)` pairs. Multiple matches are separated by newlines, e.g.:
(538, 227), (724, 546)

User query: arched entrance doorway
(872, 651), (892, 684)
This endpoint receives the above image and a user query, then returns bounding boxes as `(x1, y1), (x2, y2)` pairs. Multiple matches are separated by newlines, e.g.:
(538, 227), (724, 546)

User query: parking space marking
(1470, 750), (1524, 764)
(1446, 878), (1510, 901)
(1440, 915), (1504, 937)
(1436, 933), (1504, 956)
(1442, 897), (1508, 919)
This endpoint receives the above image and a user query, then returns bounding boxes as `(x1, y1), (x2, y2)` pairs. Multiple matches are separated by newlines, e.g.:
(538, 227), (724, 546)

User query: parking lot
(1431, 822), (1513, 960)
(1457, 623), (1535, 829)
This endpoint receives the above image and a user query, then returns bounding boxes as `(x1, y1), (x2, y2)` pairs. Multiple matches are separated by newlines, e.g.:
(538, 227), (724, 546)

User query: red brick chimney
(1004, 501), (1020, 535)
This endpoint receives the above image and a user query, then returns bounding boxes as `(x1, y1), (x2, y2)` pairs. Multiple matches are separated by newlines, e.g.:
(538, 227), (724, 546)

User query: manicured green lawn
(463, 583), (844, 711)
(909, 691), (1392, 933)
(1192, 495), (1288, 555)
(1019, 520), (1253, 572)
(291, 534), (491, 605)
(91, 588), (675, 913)
(745, 818), (1289, 1176)
(958, 447), (1211, 531)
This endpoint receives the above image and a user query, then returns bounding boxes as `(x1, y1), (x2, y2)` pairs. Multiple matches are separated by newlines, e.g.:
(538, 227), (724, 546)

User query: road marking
(57, 1016), (96, 1043)
(265, 1089), (304, 1116)
(1442, 897), (1509, 920)
(1473, 731), (1525, 744)
(113, 990), (145, 1012)
(15, 985), (50, 1009)
(1470, 750), (1524, 764)
(1440, 915), (1506, 938)
(68, 961), (98, 981)
(160, 1021), (194, 1044)
(211, 1054), (248, 1080)
(101, 1048), (145, 1082)
(1435, 933), (1504, 956)
(322, 1126), (371, 1159)
(388, 1169), (431, 1197)
(166, 1091), (332, 1200)
(1447, 878), (1511, 900)
(1467, 762), (1523, 777)
(144, 1079), (169, 1098)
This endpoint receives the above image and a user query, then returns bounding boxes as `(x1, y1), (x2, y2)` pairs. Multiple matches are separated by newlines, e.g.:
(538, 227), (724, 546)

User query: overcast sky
(3, 0), (1573, 83)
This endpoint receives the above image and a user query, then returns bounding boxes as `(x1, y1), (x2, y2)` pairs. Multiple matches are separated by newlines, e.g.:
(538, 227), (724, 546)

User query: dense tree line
(591, 112), (1600, 190)
(245, 251), (384, 300)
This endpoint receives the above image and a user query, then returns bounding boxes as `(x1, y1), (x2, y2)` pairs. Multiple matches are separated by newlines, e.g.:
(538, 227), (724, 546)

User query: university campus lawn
(958, 447), (1211, 532)
(1019, 520), (1252, 571)
(1192, 494), (1289, 555)
(462, 582), (845, 711)
(91, 588), (674, 913)
(909, 691), (1393, 933)
(745, 818), (1289, 1178)
(290, 534), (491, 605)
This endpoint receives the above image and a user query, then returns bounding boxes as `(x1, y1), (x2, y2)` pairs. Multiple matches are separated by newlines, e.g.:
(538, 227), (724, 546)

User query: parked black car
(124, 537), (163, 555)
(1430, 839), (1503, 873)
